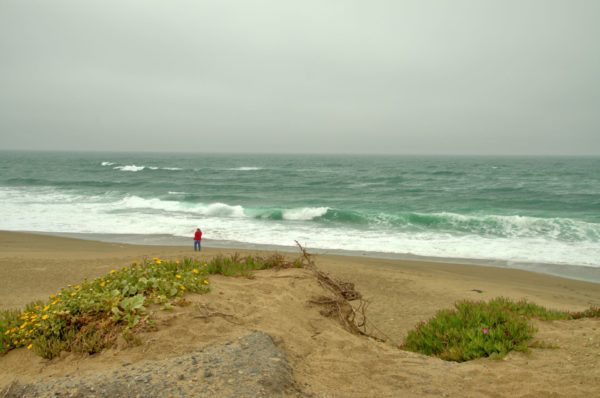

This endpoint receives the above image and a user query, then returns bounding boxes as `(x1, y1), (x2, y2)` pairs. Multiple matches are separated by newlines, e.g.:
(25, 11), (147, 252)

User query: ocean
(1, 151), (599, 281)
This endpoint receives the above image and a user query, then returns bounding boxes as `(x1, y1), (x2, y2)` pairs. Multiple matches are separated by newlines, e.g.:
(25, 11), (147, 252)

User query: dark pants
(194, 240), (201, 251)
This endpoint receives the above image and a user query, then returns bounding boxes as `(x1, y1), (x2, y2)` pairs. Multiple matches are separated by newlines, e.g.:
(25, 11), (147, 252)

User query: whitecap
(114, 196), (247, 218)
(282, 207), (329, 221)
(114, 165), (145, 172)
(202, 202), (246, 218)
(227, 167), (262, 171)
(101, 161), (115, 166)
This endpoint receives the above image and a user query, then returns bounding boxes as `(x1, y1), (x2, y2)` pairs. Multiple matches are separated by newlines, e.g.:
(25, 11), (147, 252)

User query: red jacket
(194, 231), (202, 240)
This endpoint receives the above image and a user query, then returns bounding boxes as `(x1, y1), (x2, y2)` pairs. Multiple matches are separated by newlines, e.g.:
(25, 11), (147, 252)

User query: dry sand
(0, 231), (599, 397)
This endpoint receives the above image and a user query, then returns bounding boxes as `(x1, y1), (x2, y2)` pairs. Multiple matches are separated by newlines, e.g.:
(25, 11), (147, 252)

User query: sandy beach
(1, 231), (599, 397)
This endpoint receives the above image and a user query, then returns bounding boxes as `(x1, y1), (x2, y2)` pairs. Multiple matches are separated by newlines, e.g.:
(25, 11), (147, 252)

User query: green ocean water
(1, 151), (599, 270)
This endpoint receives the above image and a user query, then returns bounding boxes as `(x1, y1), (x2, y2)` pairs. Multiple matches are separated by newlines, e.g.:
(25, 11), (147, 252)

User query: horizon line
(1, 148), (599, 158)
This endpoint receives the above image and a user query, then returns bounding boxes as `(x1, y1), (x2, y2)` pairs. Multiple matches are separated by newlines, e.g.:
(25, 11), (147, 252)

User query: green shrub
(401, 297), (577, 362)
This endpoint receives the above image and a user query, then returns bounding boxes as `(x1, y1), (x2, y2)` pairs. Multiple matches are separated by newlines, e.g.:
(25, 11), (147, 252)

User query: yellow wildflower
(34, 305), (41, 310)
(43, 305), (50, 311)
(70, 292), (76, 297)
(109, 270), (116, 274)
(175, 274), (182, 279)
(4, 330), (10, 335)
(27, 343), (33, 350)
(180, 285), (186, 291)
(203, 280), (209, 285)
(100, 281), (106, 287)
(20, 323), (28, 330)
(41, 314), (49, 320)
(192, 269), (199, 274)
(30, 314), (37, 320)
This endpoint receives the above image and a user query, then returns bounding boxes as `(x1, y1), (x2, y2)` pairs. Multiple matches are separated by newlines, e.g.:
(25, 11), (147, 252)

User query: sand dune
(1, 231), (599, 397)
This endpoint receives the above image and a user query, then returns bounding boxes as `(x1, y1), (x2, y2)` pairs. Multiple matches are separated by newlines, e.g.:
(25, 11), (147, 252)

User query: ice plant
(1, 252), (301, 358)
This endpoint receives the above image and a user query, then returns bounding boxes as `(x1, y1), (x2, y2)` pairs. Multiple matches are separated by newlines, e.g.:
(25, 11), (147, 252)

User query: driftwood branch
(295, 241), (391, 343)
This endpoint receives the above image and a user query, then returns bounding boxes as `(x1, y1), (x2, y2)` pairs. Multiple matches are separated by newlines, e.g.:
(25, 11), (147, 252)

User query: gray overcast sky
(1, 0), (599, 155)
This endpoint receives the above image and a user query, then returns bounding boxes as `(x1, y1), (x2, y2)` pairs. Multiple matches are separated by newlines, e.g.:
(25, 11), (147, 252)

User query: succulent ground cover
(402, 297), (599, 362)
(2, 252), (597, 363)
(0, 253), (301, 359)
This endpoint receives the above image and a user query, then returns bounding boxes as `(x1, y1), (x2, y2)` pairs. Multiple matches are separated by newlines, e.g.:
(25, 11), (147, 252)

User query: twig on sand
(192, 304), (241, 325)
(270, 275), (312, 280)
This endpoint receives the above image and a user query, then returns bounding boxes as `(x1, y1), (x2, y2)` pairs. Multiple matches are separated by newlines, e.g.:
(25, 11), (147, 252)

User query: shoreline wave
(2, 154), (600, 276)
(8, 230), (600, 283)
(108, 195), (600, 242)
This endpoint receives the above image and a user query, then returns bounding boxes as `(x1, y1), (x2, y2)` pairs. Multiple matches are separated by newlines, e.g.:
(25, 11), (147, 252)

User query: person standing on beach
(194, 228), (202, 251)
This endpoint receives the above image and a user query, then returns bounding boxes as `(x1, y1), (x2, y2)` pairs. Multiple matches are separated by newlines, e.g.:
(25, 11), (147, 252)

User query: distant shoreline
(13, 229), (600, 284)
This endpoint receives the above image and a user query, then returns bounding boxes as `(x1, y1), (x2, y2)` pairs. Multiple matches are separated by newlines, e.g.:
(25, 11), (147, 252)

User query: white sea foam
(227, 167), (262, 171)
(113, 164), (183, 171)
(203, 202), (246, 218)
(114, 165), (145, 172)
(117, 196), (184, 212)
(1, 187), (599, 269)
(282, 207), (329, 221)
(422, 212), (599, 241)
(115, 195), (246, 218)
(168, 191), (187, 195)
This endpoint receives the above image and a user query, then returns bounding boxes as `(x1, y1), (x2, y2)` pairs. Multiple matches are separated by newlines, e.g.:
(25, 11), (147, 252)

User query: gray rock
(2, 332), (302, 398)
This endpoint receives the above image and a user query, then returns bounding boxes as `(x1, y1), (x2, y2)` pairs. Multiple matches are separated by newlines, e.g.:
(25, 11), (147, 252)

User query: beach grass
(401, 297), (597, 362)
(0, 253), (301, 359)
